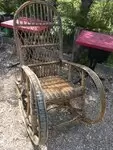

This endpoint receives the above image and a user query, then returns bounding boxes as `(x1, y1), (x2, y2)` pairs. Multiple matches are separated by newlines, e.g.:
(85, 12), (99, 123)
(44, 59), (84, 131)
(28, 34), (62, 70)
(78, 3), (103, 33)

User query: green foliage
(15, 0), (27, 8)
(0, 0), (16, 14)
(106, 53), (113, 67)
(58, 0), (81, 35)
(58, 0), (113, 35)
(58, 0), (113, 65)
(0, 0), (27, 14)
(87, 0), (113, 33)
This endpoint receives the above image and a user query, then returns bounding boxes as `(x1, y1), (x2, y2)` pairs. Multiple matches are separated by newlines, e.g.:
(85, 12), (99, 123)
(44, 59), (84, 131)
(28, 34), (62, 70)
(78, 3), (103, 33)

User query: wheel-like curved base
(16, 65), (48, 146)
(62, 60), (106, 124)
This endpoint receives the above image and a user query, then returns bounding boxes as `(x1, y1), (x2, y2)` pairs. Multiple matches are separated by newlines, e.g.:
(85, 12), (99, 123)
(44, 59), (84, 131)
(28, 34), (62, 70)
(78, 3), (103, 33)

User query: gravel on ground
(0, 40), (113, 150)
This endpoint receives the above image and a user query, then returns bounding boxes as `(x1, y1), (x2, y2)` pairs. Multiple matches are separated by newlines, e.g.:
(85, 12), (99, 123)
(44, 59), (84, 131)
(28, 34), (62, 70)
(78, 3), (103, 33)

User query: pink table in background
(76, 30), (113, 52)
(0, 17), (48, 32)
(1, 20), (13, 29)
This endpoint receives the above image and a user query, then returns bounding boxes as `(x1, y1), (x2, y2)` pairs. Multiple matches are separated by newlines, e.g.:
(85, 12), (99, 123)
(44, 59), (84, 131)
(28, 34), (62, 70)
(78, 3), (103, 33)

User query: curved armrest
(21, 65), (48, 144)
(62, 60), (106, 124)
(22, 65), (44, 92)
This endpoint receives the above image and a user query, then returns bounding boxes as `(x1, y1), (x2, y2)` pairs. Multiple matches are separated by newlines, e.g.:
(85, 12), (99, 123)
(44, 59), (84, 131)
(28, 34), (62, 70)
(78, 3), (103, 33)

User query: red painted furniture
(76, 30), (113, 52)
(0, 17), (48, 32)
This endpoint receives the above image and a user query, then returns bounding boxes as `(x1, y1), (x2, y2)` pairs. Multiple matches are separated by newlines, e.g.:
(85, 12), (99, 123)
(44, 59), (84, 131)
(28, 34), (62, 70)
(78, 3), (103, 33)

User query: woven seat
(40, 76), (84, 104)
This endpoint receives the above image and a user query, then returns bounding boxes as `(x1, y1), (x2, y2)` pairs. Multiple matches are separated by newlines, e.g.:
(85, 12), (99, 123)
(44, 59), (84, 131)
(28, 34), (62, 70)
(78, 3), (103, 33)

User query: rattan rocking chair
(14, 0), (106, 147)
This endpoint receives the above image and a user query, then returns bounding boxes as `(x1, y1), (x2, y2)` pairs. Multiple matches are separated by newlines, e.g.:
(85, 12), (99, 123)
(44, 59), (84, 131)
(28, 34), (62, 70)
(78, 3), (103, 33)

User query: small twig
(7, 62), (20, 68)
(52, 115), (80, 129)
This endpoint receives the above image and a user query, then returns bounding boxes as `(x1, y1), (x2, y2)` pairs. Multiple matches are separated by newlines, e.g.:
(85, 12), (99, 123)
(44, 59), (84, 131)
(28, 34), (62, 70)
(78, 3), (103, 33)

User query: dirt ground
(0, 41), (34, 150)
(0, 39), (113, 150)
(0, 74), (34, 150)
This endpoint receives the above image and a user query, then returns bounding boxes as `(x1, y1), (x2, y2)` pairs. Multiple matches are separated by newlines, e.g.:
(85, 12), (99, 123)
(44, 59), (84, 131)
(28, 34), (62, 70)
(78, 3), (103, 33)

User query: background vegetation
(1, 0), (113, 34)
(57, 0), (113, 65)
(57, 0), (113, 37)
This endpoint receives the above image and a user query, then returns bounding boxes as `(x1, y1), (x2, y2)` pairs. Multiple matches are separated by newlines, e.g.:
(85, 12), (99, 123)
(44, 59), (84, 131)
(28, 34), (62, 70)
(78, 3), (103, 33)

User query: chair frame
(14, 0), (106, 147)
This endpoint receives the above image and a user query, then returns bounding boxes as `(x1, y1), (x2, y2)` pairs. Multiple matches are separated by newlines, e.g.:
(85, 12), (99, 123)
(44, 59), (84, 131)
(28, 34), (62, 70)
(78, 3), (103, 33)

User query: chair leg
(0, 33), (4, 48)
(89, 59), (97, 70)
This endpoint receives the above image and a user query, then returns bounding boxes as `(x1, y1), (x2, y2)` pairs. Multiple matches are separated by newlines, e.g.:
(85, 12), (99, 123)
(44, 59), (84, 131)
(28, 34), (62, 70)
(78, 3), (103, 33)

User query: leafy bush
(0, 0), (27, 14)
(58, 0), (80, 35)
(57, 0), (81, 46)
(58, 0), (113, 35)
(87, 0), (113, 33)
(15, 0), (27, 8)
(0, 0), (16, 14)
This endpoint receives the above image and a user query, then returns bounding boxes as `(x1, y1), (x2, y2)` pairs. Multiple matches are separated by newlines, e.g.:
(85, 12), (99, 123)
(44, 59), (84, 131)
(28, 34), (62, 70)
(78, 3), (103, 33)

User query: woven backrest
(14, 0), (63, 65)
